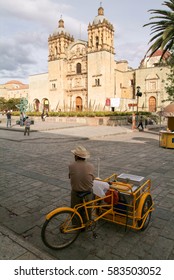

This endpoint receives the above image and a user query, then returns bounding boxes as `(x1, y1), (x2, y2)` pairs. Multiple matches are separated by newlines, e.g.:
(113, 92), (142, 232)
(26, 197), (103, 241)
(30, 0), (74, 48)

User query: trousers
(24, 127), (30, 135)
(71, 190), (93, 222)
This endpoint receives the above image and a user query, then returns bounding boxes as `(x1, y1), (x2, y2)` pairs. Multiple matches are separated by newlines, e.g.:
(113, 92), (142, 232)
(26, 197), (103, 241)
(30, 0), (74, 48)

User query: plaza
(0, 120), (174, 260)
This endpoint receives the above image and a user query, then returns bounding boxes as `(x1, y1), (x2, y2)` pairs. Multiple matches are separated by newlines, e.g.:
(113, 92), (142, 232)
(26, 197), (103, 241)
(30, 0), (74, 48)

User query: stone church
(28, 5), (170, 113)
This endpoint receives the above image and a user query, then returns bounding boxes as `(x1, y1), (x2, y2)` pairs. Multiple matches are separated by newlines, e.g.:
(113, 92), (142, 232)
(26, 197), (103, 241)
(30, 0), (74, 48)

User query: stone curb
(0, 225), (55, 260)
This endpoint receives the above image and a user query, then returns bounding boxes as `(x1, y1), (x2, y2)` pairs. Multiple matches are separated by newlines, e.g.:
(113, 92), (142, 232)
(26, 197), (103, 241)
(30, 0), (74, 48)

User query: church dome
(52, 18), (69, 36)
(93, 6), (106, 25)
(140, 49), (171, 68)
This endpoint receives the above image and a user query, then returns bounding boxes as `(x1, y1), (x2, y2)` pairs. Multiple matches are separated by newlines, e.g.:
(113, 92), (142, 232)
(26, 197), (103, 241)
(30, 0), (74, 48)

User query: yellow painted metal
(159, 131), (174, 149)
(46, 206), (83, 224)
(44, 173), (154, 233)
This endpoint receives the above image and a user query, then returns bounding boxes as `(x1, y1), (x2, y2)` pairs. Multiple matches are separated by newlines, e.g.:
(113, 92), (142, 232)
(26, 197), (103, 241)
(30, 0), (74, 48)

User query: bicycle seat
(77, 191), (91, 198)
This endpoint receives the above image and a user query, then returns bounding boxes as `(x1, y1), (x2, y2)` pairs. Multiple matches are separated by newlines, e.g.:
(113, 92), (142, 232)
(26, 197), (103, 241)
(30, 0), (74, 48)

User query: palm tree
(144, 0), (174, 58)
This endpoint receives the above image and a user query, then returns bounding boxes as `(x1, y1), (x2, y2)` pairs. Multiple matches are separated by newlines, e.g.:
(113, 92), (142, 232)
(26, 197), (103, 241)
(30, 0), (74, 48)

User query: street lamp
(136, 86), (142, 114)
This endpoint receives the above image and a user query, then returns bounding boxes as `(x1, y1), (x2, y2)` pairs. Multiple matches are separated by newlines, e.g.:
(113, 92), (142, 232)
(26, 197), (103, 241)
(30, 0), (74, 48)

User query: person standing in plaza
(6, 110), (11, 128)
(69, 145), (95, 222)
(41, 110), (45, 121)
(24, 116), (31, 136)
(137, 115), (144, 131)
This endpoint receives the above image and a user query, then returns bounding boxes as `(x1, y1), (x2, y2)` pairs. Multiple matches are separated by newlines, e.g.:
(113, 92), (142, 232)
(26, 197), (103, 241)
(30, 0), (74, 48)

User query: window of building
(95, 78), (100, 86)
(130, 79), (134, 86)
(51, 83), (56, 89)
(96, 36), (99, 49)
(149, 96), (156, 112)
(76, 63), (81, 74)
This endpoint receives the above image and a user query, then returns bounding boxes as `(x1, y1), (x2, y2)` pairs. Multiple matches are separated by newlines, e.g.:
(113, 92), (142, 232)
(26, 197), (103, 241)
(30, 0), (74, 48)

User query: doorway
(76, 96), (83, 111)
(149, 96), (156, 112)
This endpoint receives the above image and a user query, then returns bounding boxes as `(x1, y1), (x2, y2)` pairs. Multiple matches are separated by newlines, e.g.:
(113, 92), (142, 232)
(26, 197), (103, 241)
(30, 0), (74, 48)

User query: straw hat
(71, 145), (90, 159)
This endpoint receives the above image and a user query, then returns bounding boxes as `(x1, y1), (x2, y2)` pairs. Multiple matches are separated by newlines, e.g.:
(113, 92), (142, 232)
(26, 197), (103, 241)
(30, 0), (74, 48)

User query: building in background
(1, 5), (171, 113)
(0, 80), (29, 100)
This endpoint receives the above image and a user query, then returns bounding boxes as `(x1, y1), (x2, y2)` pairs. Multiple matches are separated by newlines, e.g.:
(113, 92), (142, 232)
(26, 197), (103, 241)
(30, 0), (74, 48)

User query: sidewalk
(0, 225), (54, 260)
(0, 118), (161, 139)
(0, 119), (135, 140)
(0, 118), (84, 132)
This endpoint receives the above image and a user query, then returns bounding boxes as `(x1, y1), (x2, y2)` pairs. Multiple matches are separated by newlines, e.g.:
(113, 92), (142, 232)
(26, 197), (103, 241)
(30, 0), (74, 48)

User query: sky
(0, 0), (165, 84)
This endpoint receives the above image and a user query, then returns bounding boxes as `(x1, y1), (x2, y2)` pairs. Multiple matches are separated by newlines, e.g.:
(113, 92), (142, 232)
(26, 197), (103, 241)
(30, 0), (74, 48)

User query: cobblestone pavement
(0, 123), (174, 260)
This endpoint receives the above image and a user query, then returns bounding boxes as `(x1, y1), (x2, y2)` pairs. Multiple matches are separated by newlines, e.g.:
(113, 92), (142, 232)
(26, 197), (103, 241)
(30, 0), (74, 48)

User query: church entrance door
(76, 96), (83, 111)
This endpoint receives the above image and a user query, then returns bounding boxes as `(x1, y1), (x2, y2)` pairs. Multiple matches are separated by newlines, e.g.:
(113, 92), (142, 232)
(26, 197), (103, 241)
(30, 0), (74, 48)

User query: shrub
(11, 110), (157, 120)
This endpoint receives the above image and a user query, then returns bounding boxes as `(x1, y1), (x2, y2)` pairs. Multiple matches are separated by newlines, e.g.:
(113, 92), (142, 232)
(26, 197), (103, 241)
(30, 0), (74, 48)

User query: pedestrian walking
(24, 116), (31, 136)
(137, 115), (144, 131)
(6, 110), (12, 128)
(69, 145), (95, 223)
(145, 117), (148, 128)
(41, 111), (45, 121)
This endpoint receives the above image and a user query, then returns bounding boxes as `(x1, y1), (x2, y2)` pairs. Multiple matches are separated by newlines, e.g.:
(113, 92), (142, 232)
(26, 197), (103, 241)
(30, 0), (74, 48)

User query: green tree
(164, 53), (174, 102)
(0, 97), (7, 111)
(144, 0), (174, 58)
(6, 98), (21, 111)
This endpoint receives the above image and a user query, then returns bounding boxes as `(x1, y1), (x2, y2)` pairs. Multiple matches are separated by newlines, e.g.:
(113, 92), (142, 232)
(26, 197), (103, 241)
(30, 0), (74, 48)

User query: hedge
(11, 111), (152, 117)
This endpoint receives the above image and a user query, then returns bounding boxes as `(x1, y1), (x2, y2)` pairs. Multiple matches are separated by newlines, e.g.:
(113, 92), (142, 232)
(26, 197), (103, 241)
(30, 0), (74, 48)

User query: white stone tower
(87, 5), (115, 110)
(48, 17), (74, 110)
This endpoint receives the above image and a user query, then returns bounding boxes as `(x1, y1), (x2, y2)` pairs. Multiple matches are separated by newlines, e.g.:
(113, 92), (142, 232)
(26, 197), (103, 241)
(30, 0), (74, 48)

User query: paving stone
(0, 235), (26, 260)
(0, 126), (174, 260)
(147, 236), (174, 259)
(15, 252), (40, 260)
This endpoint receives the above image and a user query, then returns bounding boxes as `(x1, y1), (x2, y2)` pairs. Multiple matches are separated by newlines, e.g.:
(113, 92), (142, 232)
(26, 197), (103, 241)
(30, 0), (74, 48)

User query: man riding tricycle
(41, 171), (154, 249)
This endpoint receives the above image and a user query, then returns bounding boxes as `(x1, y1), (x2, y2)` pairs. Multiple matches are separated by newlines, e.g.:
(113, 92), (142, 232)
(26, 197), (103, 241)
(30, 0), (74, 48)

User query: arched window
(76, 63), (81, 74)
(33, 99), (40, 112)
(42, 98), (49, 112)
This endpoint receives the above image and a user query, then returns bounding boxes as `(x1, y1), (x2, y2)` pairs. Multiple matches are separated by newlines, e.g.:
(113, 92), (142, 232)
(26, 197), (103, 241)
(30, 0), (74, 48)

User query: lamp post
(136, 86), (142, 114)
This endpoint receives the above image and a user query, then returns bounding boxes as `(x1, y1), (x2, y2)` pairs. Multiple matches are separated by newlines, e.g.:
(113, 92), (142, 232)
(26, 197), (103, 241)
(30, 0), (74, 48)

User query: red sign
(105, 98), (110, 106)
(128, 103), (137, 107)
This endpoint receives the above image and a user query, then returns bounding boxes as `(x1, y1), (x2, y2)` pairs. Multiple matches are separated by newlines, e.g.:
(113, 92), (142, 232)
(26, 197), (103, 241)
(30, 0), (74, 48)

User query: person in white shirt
(24, 116), (31, 136)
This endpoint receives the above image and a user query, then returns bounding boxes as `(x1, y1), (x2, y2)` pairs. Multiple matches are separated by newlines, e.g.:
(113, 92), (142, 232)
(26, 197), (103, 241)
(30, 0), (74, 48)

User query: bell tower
(87, 5), (115, 110)
(48, 17), (74, 110)
(48, 17), (74, 60)
(87, 6), (114, 54)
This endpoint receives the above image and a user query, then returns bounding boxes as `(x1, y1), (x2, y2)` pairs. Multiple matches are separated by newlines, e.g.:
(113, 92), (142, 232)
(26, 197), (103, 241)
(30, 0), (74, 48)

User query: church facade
(28, 5), (170, 113)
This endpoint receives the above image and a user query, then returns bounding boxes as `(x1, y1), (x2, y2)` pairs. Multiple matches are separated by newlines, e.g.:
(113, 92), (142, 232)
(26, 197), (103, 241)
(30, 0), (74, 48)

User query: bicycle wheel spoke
(41, 210), (81, 249)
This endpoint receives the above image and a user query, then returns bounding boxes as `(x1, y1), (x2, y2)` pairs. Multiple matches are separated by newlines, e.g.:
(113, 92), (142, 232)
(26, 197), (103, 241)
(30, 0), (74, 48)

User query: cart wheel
(138, 195), (152, 231)
(41, 210), (81, 249)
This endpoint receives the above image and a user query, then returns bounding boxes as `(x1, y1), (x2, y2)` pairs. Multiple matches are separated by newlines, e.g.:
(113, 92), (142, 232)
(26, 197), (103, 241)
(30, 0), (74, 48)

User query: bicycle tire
(138, 195), (152, 231)
(41, 209), (81, 249)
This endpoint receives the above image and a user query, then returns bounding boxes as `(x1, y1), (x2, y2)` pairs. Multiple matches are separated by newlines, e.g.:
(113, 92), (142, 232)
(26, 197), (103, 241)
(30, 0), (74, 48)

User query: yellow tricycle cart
(93, 173), (154, 231)
(41, 173), (154, 249)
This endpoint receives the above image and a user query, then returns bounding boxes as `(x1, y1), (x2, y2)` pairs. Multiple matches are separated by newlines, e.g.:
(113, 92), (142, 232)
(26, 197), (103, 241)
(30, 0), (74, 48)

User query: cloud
(0, 0), (72, 26)
(0, 37), (34, 70)
(115, 41), (148, 68)
(0, 30), (48, 83)
(0, 0), (164, 84)
(0, 0), (88, 83)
